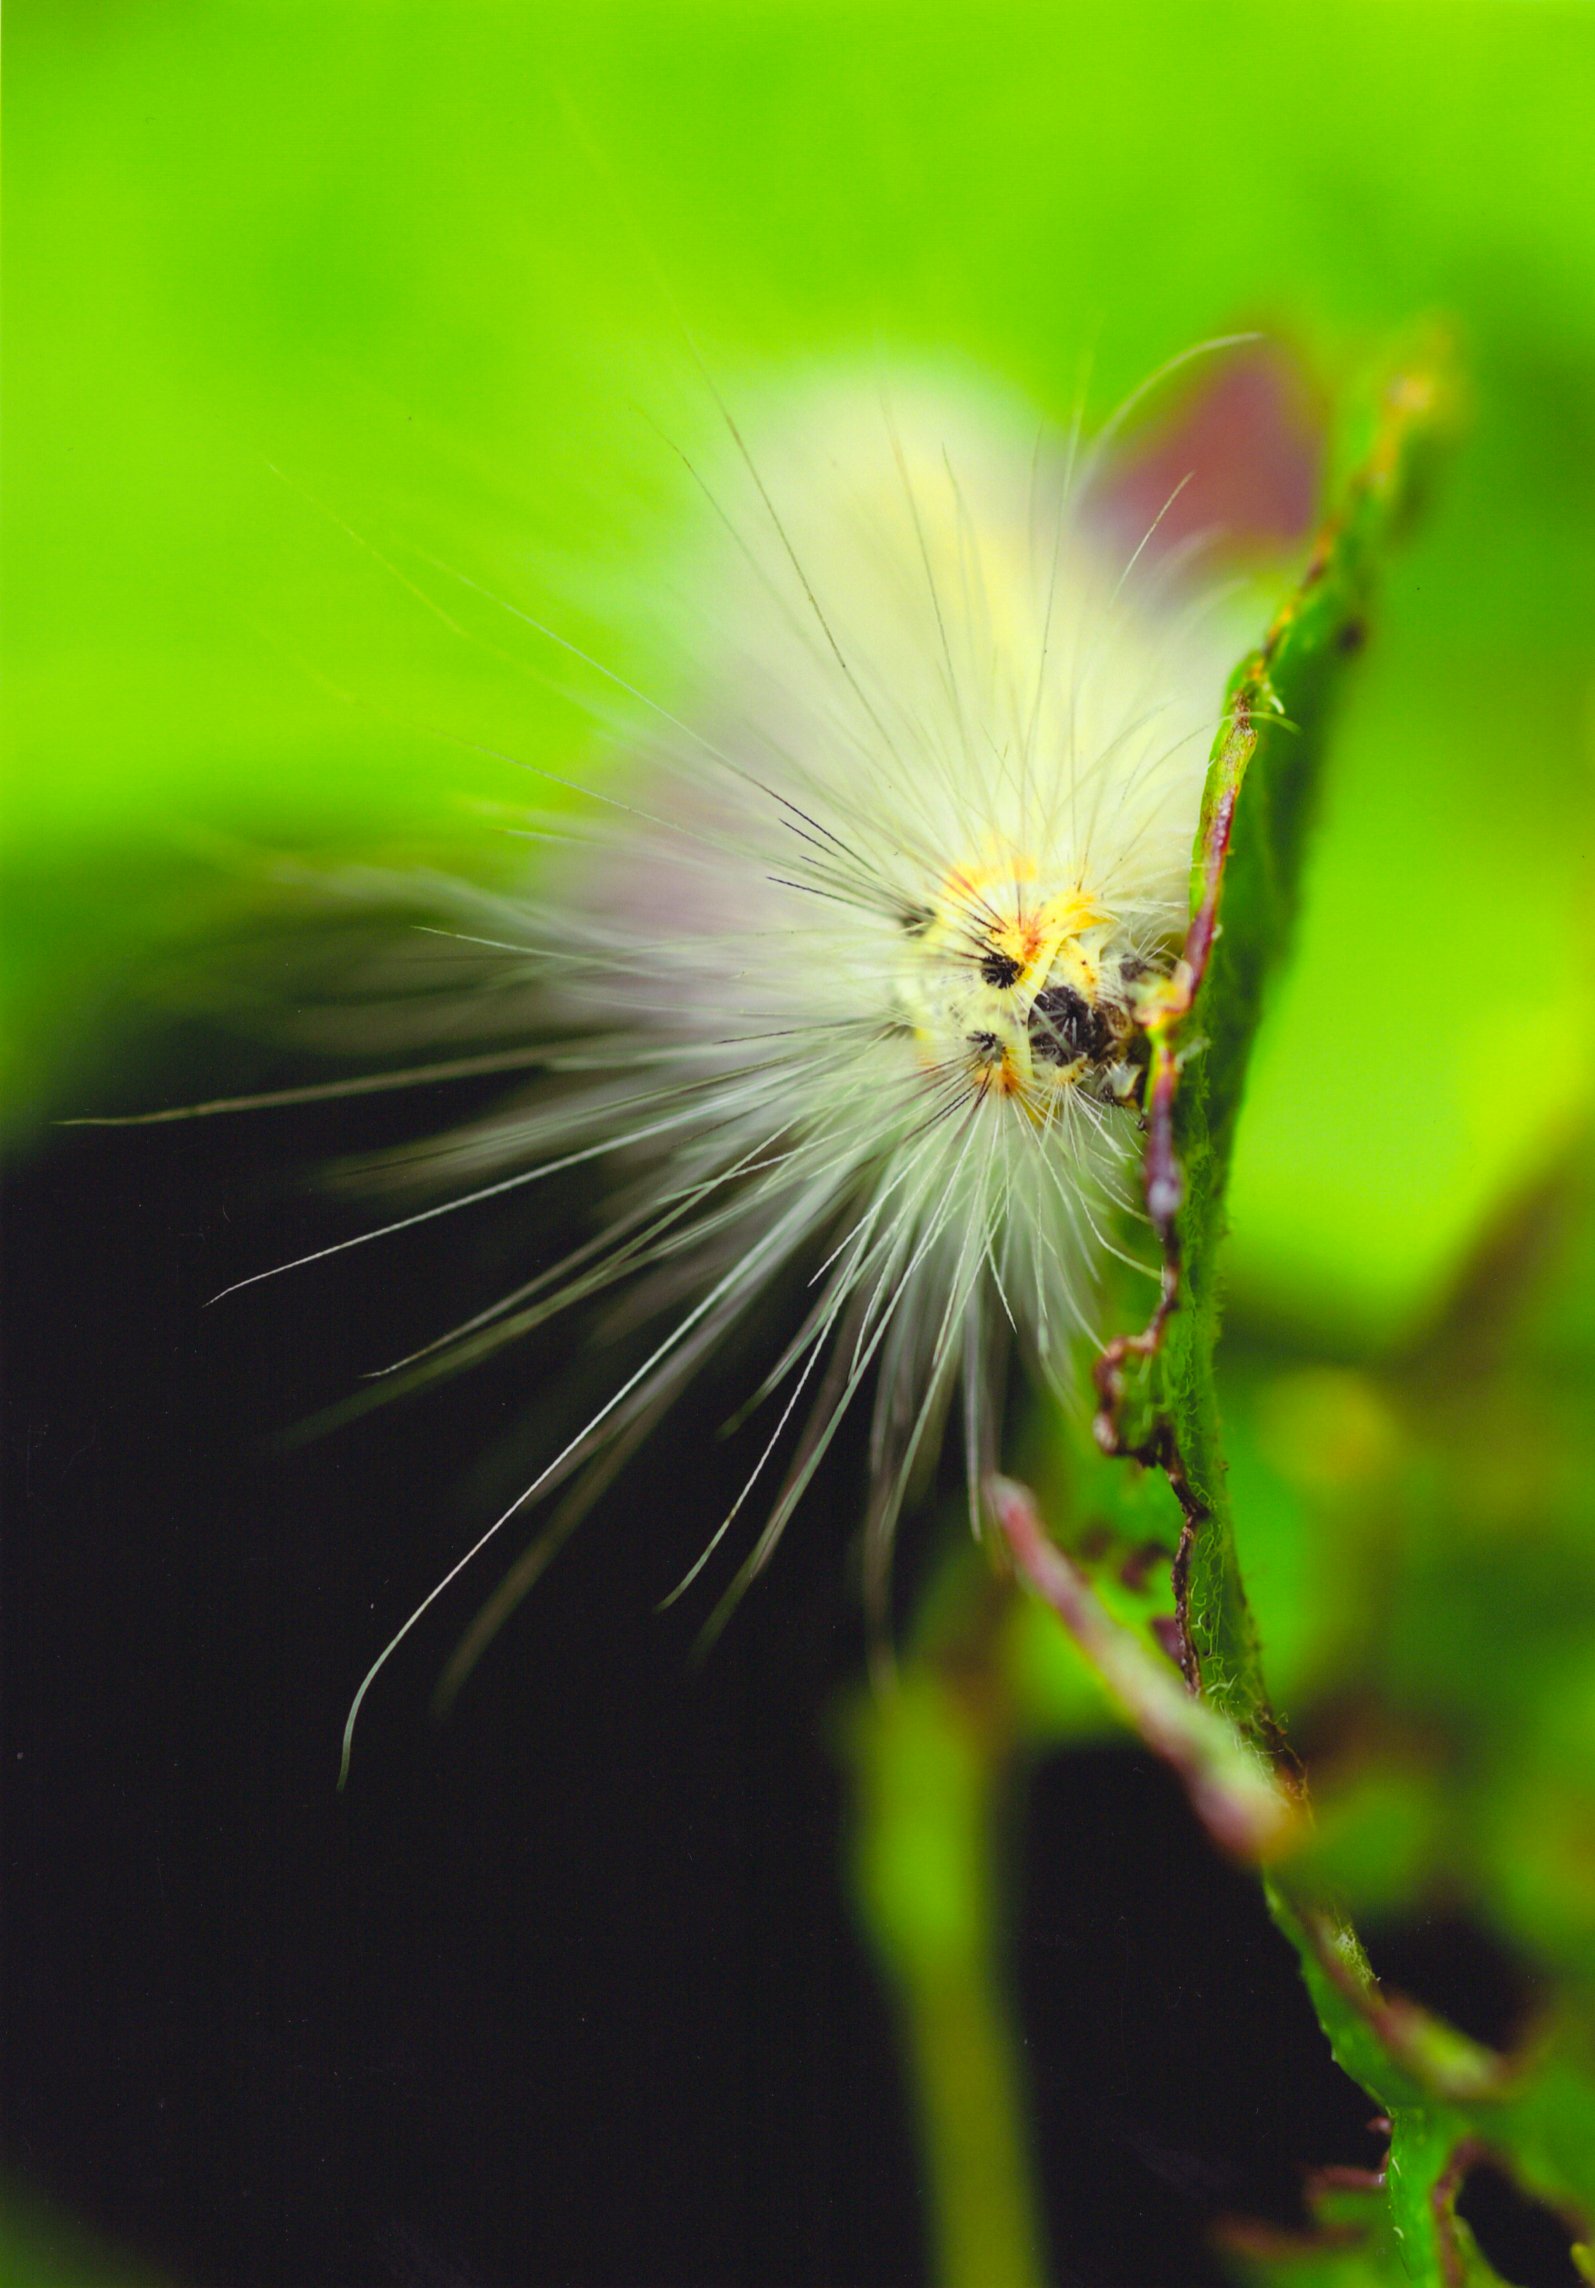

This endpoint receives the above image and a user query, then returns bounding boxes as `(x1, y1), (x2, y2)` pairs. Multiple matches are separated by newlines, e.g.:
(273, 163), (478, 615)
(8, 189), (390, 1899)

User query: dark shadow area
(1458, 2161), (1583, 2288)
(1017, 1747), (1384, 2288)
(5, 1026), (1385, 2286)
(3, 1035), (917, 2288)
(1362, 1910), (1539, 2055)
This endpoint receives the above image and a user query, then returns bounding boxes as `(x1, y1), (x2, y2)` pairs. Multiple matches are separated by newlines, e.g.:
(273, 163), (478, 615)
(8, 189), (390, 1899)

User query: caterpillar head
(896, 854), (1152, 1115)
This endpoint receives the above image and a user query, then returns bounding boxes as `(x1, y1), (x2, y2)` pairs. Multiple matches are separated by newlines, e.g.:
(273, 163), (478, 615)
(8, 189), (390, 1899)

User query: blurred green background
(11, 0), (1594, 1341)
(8, 2), (1595, 2281)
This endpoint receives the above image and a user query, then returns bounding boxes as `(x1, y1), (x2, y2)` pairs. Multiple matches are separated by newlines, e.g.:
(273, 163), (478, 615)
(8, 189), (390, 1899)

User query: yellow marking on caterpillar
(896, 851), (1123, 1108)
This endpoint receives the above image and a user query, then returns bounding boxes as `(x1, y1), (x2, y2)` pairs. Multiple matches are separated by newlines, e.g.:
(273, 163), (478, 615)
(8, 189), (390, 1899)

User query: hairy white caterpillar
(258, 364), (1240, 1769)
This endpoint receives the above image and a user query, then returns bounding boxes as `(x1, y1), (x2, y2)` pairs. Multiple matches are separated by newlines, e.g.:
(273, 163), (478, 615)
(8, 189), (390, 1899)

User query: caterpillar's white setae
(335, 366), (1235, 1760)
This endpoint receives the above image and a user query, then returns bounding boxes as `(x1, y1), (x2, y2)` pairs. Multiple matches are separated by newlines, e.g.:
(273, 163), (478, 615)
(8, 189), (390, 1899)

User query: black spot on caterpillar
(1029, 984), (1115, 1067)
(979, 950), (1024, 988)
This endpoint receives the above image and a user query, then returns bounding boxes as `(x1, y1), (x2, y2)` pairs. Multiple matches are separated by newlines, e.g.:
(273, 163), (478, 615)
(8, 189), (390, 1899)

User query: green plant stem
(849, 337), (1595, 2287)
(899, 1951), (1049, 2288)
(1082, 336), (1595, 2275)
(844, 1598), (1049, 2288)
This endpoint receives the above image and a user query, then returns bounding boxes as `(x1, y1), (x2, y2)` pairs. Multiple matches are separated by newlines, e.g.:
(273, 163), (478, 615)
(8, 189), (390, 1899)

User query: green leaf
(1097, 335), (1456, 1754)
(1092, 337), (1593, 2274)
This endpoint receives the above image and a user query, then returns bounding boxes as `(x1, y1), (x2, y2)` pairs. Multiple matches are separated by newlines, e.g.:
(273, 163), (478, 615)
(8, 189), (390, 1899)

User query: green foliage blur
(12, 0), (1594, 1340)
(8, 1), (1595, 2282)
